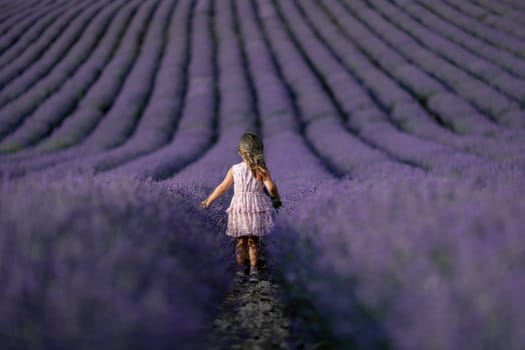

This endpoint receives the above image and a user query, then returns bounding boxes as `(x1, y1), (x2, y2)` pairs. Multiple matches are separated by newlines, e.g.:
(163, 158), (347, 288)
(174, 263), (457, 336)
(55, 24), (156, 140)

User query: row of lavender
(0, 174), (232, 350)
(1, 0), (525, 178)
(267, 172), (525, 350)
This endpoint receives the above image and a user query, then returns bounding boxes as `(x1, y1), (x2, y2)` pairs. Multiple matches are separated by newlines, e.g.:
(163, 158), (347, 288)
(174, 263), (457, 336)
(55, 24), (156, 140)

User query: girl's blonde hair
(238, 132), (268, 181)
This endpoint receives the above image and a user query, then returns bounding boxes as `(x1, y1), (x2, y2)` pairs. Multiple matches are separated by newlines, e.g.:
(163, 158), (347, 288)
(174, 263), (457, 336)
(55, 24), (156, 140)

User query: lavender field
(1, 0), (524, 349)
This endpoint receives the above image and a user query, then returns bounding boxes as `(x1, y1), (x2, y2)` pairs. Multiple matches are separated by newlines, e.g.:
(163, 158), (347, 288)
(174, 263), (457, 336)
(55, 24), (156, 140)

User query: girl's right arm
(200, 168), (233, 208)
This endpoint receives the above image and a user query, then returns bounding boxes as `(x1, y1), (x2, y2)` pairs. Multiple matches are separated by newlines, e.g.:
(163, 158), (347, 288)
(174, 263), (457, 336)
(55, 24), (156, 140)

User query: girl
(200, 133), (281, 283)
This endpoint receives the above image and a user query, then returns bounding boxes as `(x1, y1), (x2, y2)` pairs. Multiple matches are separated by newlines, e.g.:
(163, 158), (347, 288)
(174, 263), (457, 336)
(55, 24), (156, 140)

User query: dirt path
(206, 238), (332, 350)
(207, 244), (293, 349)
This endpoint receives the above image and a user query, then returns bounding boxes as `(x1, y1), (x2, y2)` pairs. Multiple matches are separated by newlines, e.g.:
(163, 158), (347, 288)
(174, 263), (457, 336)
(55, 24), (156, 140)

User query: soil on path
(208, 267), (290, 349)
(207, 242), (325, 350)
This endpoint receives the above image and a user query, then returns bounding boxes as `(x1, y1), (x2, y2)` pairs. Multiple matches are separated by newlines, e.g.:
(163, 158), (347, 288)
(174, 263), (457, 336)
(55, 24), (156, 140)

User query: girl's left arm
(262, 170), (281, 208)
(200, 168), (233, 208)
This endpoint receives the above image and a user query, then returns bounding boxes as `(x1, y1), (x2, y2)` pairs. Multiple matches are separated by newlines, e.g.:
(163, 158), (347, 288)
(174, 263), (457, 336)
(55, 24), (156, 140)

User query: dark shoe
(235, 265), (246, 278)
(249, 266), (259, 283)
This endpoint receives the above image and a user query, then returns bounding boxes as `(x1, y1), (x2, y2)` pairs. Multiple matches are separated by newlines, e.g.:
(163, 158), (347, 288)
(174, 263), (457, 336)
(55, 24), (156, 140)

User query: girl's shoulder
(231, 162), (244, 172)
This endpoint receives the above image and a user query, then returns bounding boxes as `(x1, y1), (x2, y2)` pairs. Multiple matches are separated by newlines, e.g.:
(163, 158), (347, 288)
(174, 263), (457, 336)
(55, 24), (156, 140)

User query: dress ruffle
(225, 210), (274, 237)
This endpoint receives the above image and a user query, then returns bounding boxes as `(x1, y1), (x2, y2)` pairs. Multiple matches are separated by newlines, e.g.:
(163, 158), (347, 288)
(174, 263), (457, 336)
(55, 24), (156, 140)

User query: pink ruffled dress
(225, 161), (274, 237)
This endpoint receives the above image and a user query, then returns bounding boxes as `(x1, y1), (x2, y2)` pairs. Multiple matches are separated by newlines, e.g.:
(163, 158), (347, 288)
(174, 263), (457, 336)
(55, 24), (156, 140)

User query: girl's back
(233, 161), (263, 192)
(228, 161), (270, 214)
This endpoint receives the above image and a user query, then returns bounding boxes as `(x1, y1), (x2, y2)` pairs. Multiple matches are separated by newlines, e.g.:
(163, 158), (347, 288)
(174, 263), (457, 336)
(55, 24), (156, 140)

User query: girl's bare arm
(200, 168), (234, 208)
(263, 170), (280, 201)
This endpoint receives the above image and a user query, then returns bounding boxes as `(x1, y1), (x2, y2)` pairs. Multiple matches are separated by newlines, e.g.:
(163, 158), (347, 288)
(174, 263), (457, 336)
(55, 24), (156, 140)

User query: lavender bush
(268, 171), (525, 350)
(0, 174), (231, 350)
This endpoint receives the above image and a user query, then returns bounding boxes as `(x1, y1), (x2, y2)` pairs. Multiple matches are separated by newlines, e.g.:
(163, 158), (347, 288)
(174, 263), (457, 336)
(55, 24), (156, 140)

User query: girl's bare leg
(247, 235), (259, 268)
(235, 237), (248, 266)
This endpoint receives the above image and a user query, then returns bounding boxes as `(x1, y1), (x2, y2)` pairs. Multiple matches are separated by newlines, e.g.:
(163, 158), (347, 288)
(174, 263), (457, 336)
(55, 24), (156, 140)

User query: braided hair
(238, 132), (268, 181)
